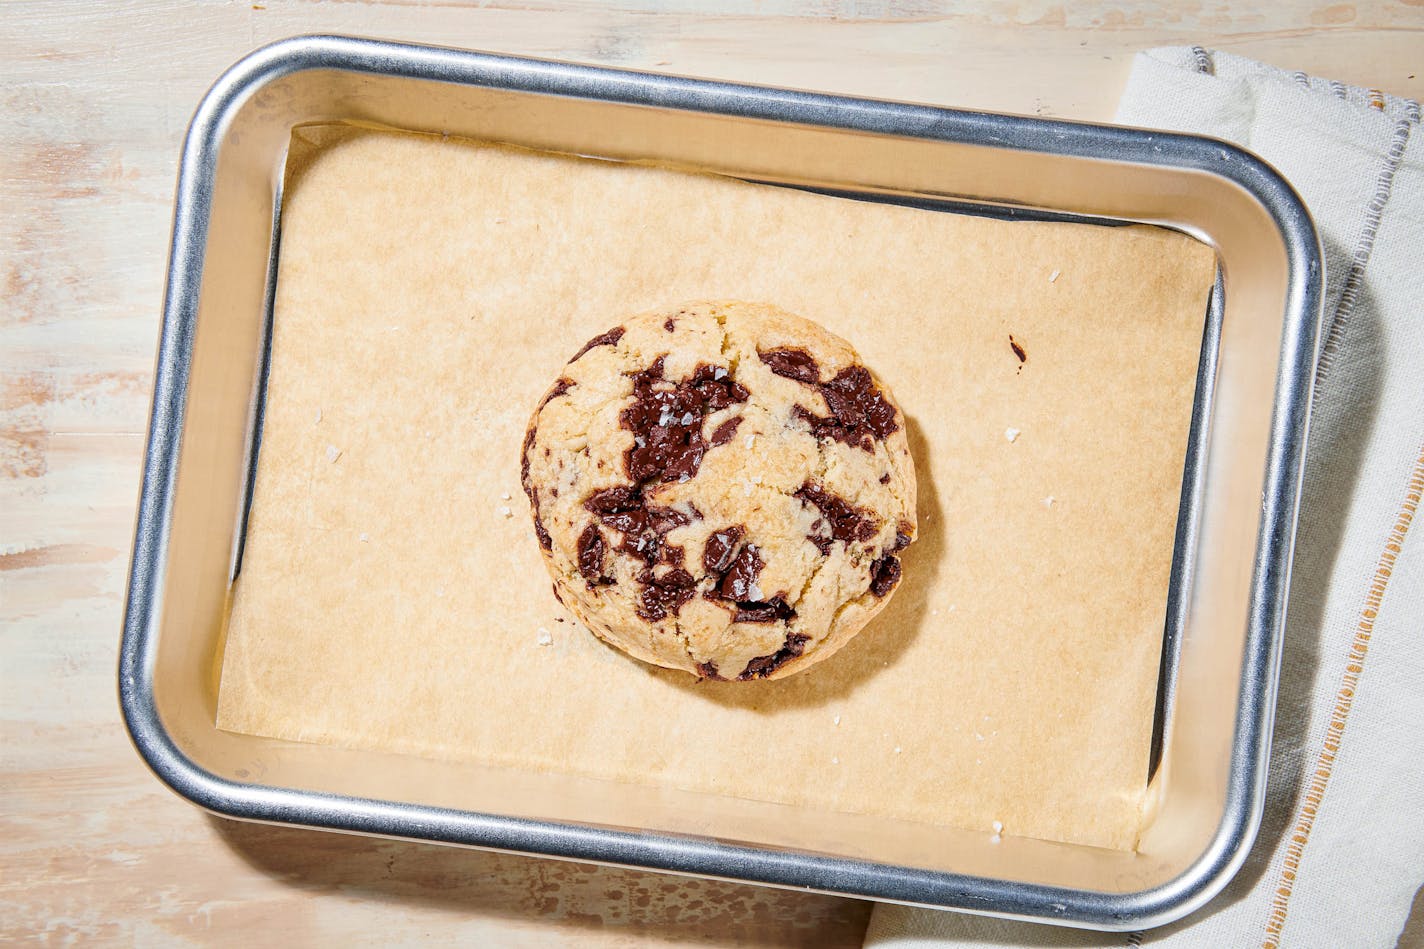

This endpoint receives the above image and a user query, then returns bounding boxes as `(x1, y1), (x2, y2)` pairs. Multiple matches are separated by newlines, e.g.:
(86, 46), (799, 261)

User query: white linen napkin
(865, 47), (1424, 949)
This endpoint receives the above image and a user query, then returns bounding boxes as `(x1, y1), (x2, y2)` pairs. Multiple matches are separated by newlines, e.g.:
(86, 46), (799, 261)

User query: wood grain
(2, 1), (1419, 944)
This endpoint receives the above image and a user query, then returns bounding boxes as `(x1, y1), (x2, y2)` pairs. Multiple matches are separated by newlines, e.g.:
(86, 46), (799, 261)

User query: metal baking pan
(121, 35), (1321, 930)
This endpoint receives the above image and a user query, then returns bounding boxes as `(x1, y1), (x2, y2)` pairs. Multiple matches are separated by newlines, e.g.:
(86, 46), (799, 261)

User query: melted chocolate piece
(762, 350), (899, 452)
(533, 517), (552, 551)
(869, 555), (902, 596)
(569, 325), (626, 362)
(584, 486), (691, 570)
(758, 347), (821, 384)
(717, 544), (763, 600)
(621, 358), (749, 484)
(637, 567), (697, 621)
(739, 633), (809, 679)
(709, 416), (742, 447)
(695, 660), (724, 680)
(796, 482), (880, 549)
(733, 597), (796, 624)
(702, 526), (745, 574)
(520, 427), (555, 552)
(810, 366), (900, 450)
(577, 524), (608, 584)
(664, 318), (677, 332)
(538, 377), (575, 410)
(879, 473), (891, 485)
(1009, 334), (1027, 363)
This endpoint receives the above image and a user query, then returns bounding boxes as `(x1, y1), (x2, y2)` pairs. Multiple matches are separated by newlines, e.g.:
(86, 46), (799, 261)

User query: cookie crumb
(1005, 427), (1021, 443)
(1049, 269), (1061, 283)
(537, 627), (553, 646)
(326, 444), (342, 463)
(992, 819), (1004, 834)
(500, 492), (512, 501)
(359, 532), (370, 543)
(498, 505), (513, 518)
(1043, 495), (1055, 508)
(833, 715), (841, 726)
(894, 746), (902, 754)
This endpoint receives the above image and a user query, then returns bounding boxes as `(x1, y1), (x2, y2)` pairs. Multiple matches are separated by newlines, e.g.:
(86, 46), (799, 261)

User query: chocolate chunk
(790, 366), (899, 452)
(520, 427), (537, 495)
(659, 543), (685, 568)
(796, 482), (880, 548)
(718, 544), (764, 601)
(621, 358), (748, 484)
(538, 377), (575, 411)
(688, 365), (750, 412)
(869, 555), (901, 596)
(732, 596), (796, 624)
(1009, 334), (1027, 364)
(569, 325), (626, 362)
(893, 522), (914, 552)
(577, 524), (608, 584)
(709, 416), (742, 447)
(637, 567), (697, 621)
(739, 633), (810, 679)
(879, 473), (891, 484)
(584, 486), (690, 568)
(702, 526), (745, 574)
(664, 318), (677, 332)
(533, 516), (552, 551)
(758, 347), (821, 384)
(695, 660), (724, 680)
(584, 485), (641, 516)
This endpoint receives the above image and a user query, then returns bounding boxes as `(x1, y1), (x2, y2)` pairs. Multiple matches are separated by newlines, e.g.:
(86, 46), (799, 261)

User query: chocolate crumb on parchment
(1009, 334), (1027, 364)
(568, 325), (626, 363)
(759, 348), (899, 451)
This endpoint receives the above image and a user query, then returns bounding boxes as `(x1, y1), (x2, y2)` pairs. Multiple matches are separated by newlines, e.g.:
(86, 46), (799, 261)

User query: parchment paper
(218, 127), (1215, 851)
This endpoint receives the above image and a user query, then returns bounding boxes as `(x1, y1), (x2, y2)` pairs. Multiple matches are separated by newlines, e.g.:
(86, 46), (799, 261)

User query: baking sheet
(218, 127), (1215, 851)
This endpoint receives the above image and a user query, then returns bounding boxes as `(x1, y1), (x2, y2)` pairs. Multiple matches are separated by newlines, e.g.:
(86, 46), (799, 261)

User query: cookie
(521, 301), (917, 680)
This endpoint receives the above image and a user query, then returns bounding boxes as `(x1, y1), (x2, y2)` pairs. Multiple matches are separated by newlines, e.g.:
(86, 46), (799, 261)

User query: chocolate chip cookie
(522, 301), (916, 680)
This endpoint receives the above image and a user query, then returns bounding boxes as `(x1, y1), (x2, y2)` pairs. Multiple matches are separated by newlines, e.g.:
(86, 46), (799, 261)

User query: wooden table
(4, 2), (1419, 944)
